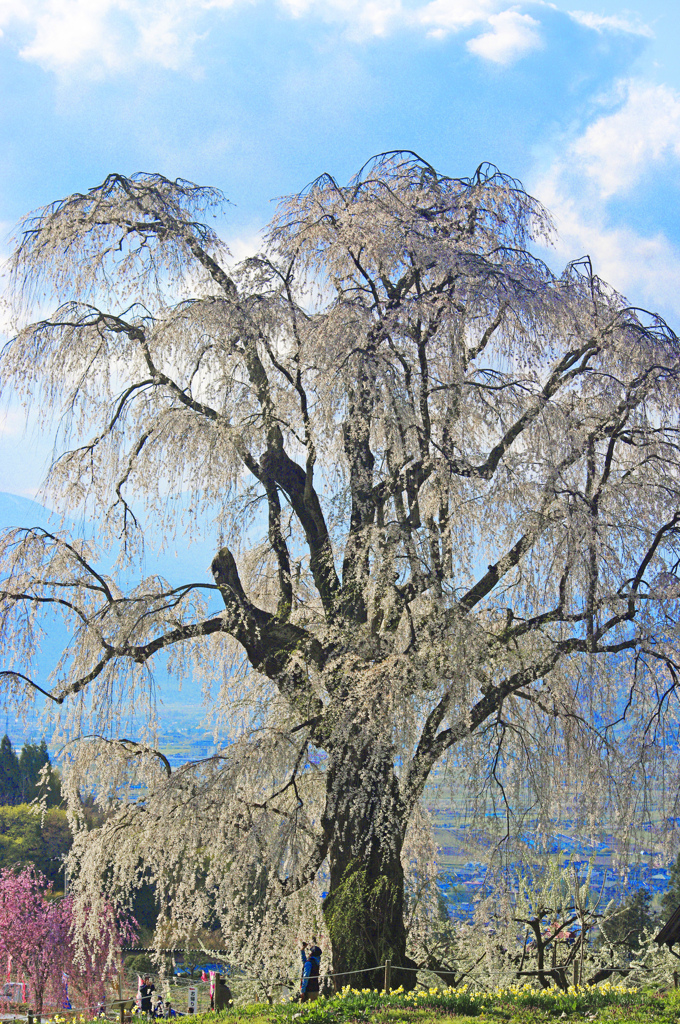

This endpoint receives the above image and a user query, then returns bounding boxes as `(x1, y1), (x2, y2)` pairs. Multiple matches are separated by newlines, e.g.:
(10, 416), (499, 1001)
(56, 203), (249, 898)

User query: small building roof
(654, 904), (680, 948)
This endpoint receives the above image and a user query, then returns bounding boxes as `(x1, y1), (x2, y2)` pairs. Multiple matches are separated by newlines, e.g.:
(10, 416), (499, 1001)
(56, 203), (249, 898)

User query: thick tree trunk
(323, 834), (416, 991)
(321, 738), (417, 991)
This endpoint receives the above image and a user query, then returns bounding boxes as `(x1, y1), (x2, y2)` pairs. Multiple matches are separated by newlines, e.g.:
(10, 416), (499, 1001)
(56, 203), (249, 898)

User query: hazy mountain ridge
(0, 491), (56, 531)
(0, 492), (212, 747)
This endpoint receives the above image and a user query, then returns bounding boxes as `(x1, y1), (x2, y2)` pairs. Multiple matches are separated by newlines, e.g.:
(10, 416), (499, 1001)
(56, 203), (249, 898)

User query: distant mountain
(0, 491), (56, 531)
(0, 491), (218, 586)
(0, 492), (212, 737)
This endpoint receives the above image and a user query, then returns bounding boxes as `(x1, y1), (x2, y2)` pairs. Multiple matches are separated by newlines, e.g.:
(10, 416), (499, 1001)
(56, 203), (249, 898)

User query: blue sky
(1, 0), (680, 497)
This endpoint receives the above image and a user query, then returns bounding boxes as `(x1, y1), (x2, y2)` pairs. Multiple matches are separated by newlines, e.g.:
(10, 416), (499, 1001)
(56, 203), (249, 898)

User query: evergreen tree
(661, 854), (680, 920)
(0, 805), (71, 887)
(0, 736), (20, 805)
(598, 888), (654, 955)
(18, 740), (51, 803)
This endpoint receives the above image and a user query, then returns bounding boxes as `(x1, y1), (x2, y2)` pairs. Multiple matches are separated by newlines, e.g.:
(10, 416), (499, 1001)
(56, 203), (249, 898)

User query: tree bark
(321, 738), (416, 991)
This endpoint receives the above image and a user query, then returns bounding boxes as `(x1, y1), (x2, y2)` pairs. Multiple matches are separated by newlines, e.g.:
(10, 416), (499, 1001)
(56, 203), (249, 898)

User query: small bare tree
(2, 152), (680, 984)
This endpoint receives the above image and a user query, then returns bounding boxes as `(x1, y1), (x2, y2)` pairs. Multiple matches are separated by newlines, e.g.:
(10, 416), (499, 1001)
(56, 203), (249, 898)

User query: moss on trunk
(323, 856), (416, 991)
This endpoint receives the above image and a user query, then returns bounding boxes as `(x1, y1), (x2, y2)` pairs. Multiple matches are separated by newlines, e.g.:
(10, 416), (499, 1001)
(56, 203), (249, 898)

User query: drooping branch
(0, 670), (64, 704)
(77, 735), (173, 777)
(403, 627), (640, 812)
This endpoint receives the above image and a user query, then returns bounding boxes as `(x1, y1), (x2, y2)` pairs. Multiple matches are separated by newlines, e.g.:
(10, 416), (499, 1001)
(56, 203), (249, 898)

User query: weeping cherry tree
(2, 152), (680, 985)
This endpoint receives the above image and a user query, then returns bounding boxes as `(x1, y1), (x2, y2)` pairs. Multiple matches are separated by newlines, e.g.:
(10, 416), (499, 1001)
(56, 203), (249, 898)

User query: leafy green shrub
(0, 804), (70, 887)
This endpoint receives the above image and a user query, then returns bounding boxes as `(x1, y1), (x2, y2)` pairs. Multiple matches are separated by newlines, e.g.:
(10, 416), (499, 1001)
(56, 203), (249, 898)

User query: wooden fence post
(384, 960), (391, 994)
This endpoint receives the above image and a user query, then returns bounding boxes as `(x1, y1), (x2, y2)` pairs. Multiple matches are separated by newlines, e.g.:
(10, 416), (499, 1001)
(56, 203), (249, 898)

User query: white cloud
(1, 0), (242, 74)
(571, 80), (680, 198)
(350, 0), (404, 37)
(17, 0), (126, 72)
(0, 408), (28, 438)
(537, 168), (680, 316)
(569, 10), (653, 39)
(2, 0), (658, 75)
(262, 0), (543, 61)
(414, 0), (495, 38)
(466, 9), (541, 64)
(0, 0), (32, 23)
(278, 0), (490, 42)
(134, 5), (205, 71)
(225, 229), (264, 266)
(533, 79), (680, 319)
(320, 0), (540, 56)
(280, 0), (404, 38)
(0, 0), (553, 73)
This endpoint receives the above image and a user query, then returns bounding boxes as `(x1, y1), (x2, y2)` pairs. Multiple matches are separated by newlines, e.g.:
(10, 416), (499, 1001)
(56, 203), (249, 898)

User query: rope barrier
(29, 1005), (112, 1016)
(119, 962), (395, 985)
(319, 965), (385, 979)
(120, 951), (229, 956)
(119, 947), (425, 978)
(152, 966), (386, 985)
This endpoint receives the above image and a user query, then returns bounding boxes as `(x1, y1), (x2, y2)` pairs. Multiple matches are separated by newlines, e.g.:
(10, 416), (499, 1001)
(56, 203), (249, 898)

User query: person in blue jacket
(300, 942), (322, 1002)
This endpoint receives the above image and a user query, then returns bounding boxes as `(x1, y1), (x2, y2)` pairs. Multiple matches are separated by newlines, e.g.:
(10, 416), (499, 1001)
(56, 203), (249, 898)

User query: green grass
(42, 984), (680, 1024)
(262, 984), (680, 1024)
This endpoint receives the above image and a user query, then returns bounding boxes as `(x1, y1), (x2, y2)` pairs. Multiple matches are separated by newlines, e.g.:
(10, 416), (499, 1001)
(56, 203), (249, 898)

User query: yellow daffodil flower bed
(40, 983), (680, 1024)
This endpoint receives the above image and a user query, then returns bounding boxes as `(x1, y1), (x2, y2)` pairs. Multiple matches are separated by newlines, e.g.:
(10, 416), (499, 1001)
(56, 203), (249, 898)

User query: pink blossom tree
(0, 866), (133, 1016)
(0, 867), (71, 1016)
(68, 900), (135, 1012)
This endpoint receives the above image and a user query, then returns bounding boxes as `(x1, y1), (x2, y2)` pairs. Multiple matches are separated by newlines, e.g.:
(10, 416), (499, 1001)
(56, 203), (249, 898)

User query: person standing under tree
(300, 942), (321, 1002)
(139, 978), (156, 1015)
